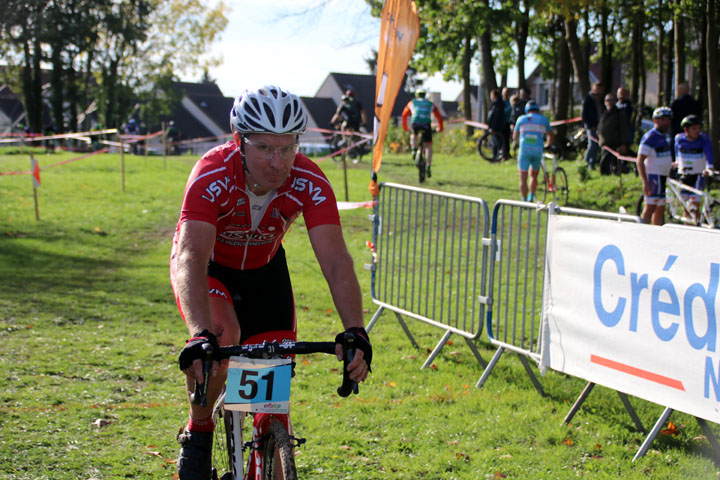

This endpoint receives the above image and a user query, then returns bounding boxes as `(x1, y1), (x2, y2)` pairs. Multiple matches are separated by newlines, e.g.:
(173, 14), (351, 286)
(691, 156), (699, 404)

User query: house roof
(158, 82), (234, 139)
(317, 72), (416, 128)
(301, 96), (338, 132)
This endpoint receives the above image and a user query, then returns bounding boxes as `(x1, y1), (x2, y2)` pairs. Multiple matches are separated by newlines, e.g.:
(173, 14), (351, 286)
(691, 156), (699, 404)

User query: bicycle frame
(204, 333), (359, 480)
(215, 394), (292, 480)
(665, 177), (718, 228)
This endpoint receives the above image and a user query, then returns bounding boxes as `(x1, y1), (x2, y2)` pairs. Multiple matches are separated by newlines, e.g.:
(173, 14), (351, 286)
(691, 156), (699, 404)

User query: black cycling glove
(335, 326), (372, 373)
(178, 329), (220, 371)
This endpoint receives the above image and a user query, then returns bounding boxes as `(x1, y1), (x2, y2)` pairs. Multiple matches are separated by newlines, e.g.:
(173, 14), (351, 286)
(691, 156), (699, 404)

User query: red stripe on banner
(549, 116), (582, 127)
(590, 354), (685, 391)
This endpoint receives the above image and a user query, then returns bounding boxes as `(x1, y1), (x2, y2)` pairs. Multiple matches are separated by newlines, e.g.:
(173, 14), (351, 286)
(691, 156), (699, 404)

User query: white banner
(541, 215), (720, 423)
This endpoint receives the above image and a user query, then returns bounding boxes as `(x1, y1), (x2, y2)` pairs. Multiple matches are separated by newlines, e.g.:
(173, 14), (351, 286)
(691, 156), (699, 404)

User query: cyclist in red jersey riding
(171, 85), (372, 480)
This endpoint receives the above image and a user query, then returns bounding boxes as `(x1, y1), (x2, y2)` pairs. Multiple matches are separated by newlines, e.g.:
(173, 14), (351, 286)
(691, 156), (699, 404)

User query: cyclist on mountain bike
(637, 106), (673, 225)
(401, 89), (444, 178)
(513, 100), (554, 202)
(330, 89), (368, 162)
(170, 85), (372, 480)
(331, 89), (367, 133)
(674, 114), (715, 216)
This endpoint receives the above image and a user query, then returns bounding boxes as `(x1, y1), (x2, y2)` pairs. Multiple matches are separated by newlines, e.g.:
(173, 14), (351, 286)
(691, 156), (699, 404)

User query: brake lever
(337, 333), (359, 398)
(190, 343), (214, 407)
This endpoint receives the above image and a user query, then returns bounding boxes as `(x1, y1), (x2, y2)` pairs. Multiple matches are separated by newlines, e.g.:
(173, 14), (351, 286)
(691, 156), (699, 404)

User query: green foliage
(0, 149), (717, 479)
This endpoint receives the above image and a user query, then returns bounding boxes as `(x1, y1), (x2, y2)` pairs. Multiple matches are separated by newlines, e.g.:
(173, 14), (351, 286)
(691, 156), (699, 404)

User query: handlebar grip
(190, 343), (214, 407)
(337, 346), (359, 397)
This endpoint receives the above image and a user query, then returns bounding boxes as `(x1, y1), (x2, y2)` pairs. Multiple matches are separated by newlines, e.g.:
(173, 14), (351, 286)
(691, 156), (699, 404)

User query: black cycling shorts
(412, 123), (433, 143)
(207, 246), (295, 343)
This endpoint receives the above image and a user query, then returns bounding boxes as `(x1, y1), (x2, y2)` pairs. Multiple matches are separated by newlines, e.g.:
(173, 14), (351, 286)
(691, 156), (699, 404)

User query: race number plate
(225, 356), (292, 413)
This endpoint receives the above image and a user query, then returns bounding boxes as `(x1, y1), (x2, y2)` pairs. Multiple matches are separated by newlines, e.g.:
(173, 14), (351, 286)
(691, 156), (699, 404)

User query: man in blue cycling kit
(513, 101), (554, 202)
(674, 114), (715, 217)
(637, 107), (673, 225)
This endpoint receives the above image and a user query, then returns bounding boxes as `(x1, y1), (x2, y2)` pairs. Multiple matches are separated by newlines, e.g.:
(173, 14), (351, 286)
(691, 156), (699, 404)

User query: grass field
(1, 144), (718, 479)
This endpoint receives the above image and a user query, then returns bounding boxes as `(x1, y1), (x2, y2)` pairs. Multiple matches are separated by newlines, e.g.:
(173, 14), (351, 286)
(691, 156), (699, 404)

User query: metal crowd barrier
(366, 182), (491, 369)
(476, 202), (643, 394)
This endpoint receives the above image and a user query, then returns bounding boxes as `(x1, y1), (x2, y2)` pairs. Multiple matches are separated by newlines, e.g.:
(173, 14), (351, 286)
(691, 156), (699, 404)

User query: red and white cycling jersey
(172, 140), (340, 270)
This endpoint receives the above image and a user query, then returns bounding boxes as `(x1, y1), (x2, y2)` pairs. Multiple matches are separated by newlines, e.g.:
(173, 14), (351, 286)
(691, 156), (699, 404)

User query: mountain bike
(191, 331), (360, 480)
(477, 130), (505, 163)
(635, 169), (720, 228)
(329, 122), (367, 164)
(539, 151), (569, 205)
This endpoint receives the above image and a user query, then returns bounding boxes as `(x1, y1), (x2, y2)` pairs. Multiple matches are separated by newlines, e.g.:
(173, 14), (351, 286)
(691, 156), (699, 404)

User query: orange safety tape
(0, 148), (110, 176)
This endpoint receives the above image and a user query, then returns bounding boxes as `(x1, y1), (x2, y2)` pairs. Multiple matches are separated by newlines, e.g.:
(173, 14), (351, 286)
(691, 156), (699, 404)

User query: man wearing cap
(513, 100), (554, 202)
(637, 107), (673, 225)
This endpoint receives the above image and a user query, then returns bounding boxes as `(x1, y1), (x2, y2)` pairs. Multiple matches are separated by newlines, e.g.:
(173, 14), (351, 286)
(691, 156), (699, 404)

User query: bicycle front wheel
(555, 167), (569, 205)
(477, 132), (504, 162)
(262, 420), (297, 480)
(211, 400), (236, 480)
(416, 149), (426, 183)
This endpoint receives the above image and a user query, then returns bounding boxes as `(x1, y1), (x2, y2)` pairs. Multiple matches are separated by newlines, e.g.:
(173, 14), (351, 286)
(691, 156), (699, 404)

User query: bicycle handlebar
(190, 336), (360, 406)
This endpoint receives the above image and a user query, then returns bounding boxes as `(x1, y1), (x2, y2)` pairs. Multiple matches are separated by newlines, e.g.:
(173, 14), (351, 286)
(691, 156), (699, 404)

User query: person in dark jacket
(487, 88), (507, 161)
(597, 94), (629, 175)
(670, 82), (701, 137)
(581, 82), (605, 169)
(616, 86), (634, 144)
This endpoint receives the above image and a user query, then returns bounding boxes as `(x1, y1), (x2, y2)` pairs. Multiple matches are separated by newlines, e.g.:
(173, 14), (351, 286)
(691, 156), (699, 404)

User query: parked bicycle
(539, 151), (569, 205)
(635, 169), (720, 228)
(554, 122), (586, 160)
(477, 129), (505, 163)
(192, 331), (360, 480)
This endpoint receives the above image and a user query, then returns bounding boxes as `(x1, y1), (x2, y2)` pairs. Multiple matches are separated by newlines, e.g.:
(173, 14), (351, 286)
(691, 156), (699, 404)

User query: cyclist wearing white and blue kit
(675, 114), (714, 196)
(637, 107), (673, 225)
(513, 100), (554, 202)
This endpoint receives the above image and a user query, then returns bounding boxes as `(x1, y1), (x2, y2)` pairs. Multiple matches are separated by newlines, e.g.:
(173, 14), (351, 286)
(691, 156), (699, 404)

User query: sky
(193, 0), (466, 101)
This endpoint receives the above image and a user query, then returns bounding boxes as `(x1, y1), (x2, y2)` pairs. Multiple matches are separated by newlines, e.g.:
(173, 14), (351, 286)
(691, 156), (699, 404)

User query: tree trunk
(664, 21), (674, 104)
(674, 0), (686, 90)
(515, 0), (529, 90)
(707, 0), (720, 167)
(50, 46), (65, 134)
(479, 28), (498, 123)
(698, 5), (708, 117)
(565, 17), (590, 97)
(555, 29), (571, 144)
(462, 34), (473, 137)
(630, 0), (643, 107)
(657, 8), (664, 106)
(600, 3), (613, 91)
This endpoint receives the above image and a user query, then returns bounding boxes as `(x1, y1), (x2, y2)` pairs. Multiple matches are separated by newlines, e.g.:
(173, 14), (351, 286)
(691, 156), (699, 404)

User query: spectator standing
(581, 82), (605, 170)
(597, 94), (629, 175)
(616, 86), (634, 144)
(636, 107), (673, 225)
(125, 118), (140, 155)
(487, 88), (507, 161)
(501, 87), (512, 159)
(670, 82), (701, 137)
(510, 87), (530, 126)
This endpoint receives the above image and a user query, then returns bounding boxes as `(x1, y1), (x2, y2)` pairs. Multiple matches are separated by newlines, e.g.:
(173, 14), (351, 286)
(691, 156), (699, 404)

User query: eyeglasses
(244, 138), (299, 160)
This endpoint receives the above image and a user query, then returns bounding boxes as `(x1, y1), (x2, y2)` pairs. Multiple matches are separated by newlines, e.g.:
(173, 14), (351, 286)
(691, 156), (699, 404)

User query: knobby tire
(477, 131), (504, 163)
(415, 148), (426, 183)
(211, 399), (235, 480)
(554, 167), (569, 205)
(262, 420), (297, 480)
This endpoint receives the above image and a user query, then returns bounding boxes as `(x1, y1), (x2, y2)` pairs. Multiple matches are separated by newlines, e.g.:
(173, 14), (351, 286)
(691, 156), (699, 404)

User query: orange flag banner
(369, 0), (419, 197)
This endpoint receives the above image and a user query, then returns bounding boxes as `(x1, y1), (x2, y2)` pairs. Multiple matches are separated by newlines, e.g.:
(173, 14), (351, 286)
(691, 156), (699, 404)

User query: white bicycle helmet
(652, 106), (672, 119)
(230, 85), (307, 135)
